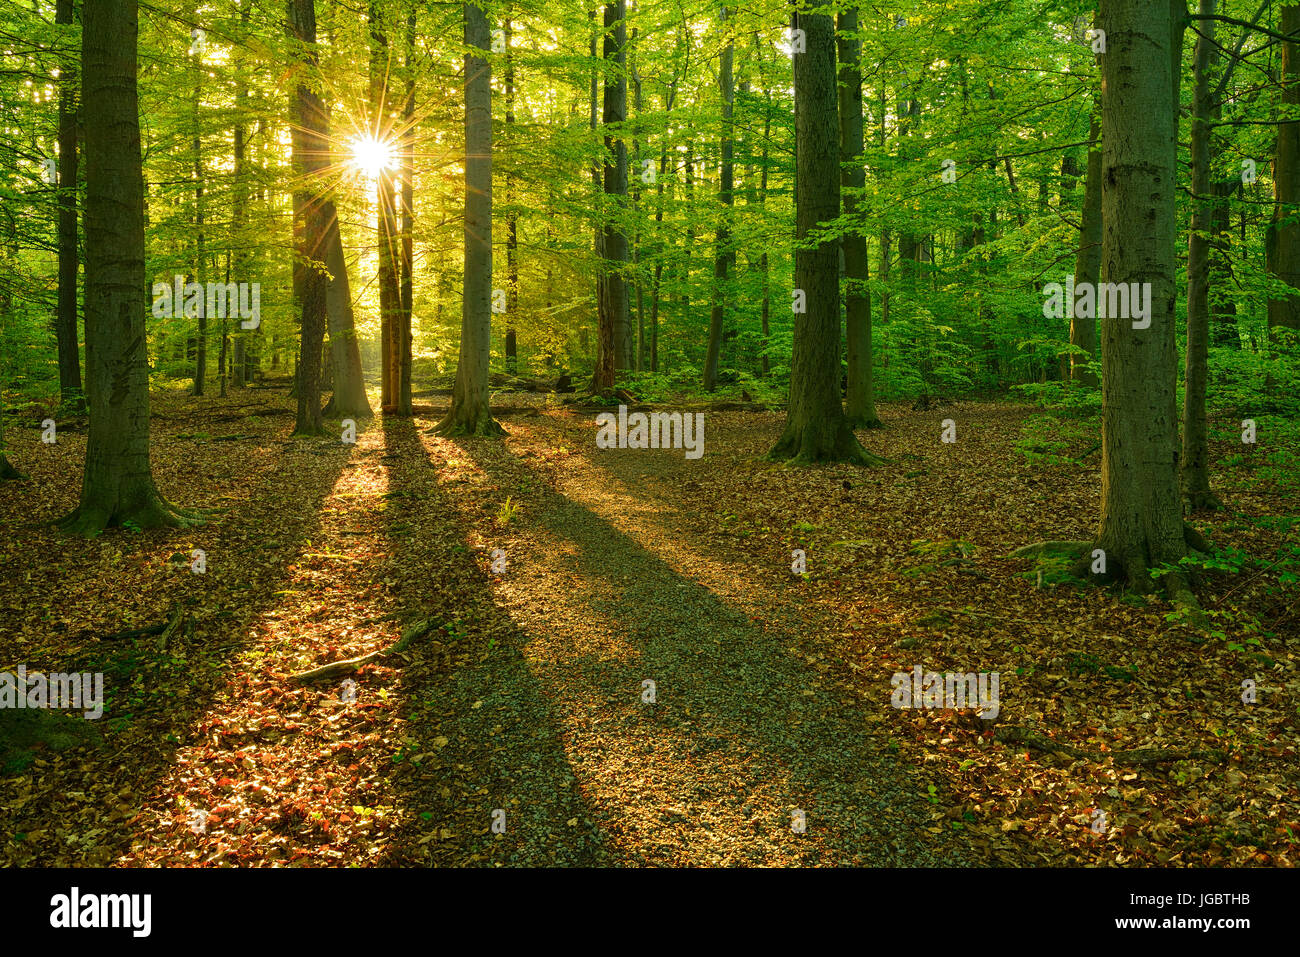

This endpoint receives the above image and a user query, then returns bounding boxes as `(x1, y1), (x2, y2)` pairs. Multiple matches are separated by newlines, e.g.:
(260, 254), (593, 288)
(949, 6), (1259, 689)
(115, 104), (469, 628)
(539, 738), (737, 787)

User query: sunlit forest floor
(1, 388), (1295, 866)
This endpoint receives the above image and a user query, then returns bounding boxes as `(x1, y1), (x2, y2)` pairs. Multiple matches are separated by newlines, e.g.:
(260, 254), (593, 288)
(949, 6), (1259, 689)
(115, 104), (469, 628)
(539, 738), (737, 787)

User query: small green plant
(495, 496), (520, 527)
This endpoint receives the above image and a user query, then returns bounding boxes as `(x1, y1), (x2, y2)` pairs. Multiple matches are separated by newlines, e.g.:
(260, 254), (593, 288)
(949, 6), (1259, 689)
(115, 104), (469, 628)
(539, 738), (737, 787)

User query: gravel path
(422, 417), (977, 866)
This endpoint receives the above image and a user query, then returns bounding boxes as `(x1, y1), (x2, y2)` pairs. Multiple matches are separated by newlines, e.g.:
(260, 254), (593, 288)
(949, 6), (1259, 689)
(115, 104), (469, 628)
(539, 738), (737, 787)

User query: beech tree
(837, 6), (881, 428)
(768, 9), (882, 465)
(59, 0), (198, 535)
(436, 1), (503, 437)
(593, 0), (632, 392)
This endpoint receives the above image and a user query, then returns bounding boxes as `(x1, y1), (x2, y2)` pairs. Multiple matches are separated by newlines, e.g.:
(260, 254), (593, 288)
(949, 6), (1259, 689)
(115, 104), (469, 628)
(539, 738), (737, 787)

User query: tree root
(767, 421), (889, 466)
(1008, 540), (1091, 561)
(995, 726), (1227, 766)
(95, 602), (184, 643)
(287, 618), (437, 684)
(0, 455), (26, 481)
(56, 493), (205, 538)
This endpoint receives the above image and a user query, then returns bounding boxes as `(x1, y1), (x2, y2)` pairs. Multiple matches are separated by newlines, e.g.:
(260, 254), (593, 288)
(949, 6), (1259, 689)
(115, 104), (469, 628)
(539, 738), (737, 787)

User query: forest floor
(0, 387), (1296, 866)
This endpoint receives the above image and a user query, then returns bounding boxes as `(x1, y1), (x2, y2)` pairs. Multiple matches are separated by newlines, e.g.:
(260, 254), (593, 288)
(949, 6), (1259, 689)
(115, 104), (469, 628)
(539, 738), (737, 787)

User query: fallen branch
(994, 726), (1227, 765)
(288, 618), (437, 684)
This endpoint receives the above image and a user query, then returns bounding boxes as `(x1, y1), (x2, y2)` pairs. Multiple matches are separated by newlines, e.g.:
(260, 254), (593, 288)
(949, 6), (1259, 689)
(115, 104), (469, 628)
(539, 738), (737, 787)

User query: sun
(348, 134), (396, 177)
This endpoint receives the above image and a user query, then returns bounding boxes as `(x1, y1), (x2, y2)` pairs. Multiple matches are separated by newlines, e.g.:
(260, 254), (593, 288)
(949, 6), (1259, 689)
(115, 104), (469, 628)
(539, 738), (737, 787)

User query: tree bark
(1266, 5), (1300, 340)
(1088, 0), (1192, 597)
(1182, 0), (1221, 510)
(289, 0), (327, 436)
(1071, 102), (1102, 384)
(504, 13), (519, 375)
(838, 7), (881, 428)
(60, 0), (196, 535)
(192, 60), (206, 398)
(702, 6), (734, 392)
(55, 0), (83, 412)
(435, 2), (504, 437)
(594, 0), (633, 392)
(321, 202), (373, 418)
(397, 9), (415, 414)
(768, 11), (882, 466)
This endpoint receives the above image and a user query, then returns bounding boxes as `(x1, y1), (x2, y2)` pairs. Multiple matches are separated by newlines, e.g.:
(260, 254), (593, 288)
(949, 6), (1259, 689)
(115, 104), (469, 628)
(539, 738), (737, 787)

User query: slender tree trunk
(55, 0), (83, 412)
(1266, 5), (1300, 340)
(594, 0), (632, 391)
(436, 2), (503, 436)
(838, 7), (881, 428)
(1182, 0), (1221, 509)
(396, 9), (415, 414)
(192, 62), (206, 398)
(321, 202), (373, 418)
(370, 1), (397, 412)
(1071, 102), (1102, 384)
(702, 6), (734, 392)
(1208, 177), (1240, 347)
(230, 0), (251, 390)
(289, 0), (327, 436)
(60, 0), (195, 534)
(504, 13), (519, 375)
(769, 10), (881, 466)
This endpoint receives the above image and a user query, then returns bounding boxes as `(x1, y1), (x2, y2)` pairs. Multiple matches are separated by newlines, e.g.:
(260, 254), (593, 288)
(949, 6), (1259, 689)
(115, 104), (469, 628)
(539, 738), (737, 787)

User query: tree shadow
(422, 425), (975, 866)
(0, 401), (360, 865)
(372, 415), (611, 866)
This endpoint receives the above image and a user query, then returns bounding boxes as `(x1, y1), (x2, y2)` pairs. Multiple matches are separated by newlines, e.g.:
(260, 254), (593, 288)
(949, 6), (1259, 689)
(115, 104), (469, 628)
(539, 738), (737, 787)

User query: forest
(0, 0), (1296, 871)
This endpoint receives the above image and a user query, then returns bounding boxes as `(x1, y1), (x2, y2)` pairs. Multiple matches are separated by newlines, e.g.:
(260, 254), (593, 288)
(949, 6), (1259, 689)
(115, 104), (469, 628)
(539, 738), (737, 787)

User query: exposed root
(995, 726), (1227, 766)
(1008, 540), (1091, 561)
(767, 421), (889, 466)
(288, 618), (437, 684)
(56, 493), (204, 538)
(0, 455), (25, 481)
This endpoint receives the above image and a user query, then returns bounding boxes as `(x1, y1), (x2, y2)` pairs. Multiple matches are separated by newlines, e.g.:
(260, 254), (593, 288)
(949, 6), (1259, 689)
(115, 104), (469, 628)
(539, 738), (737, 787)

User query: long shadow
(434, 429), (978, 866)
(0, 395), (359, 865)
(373, 415), (610, 866)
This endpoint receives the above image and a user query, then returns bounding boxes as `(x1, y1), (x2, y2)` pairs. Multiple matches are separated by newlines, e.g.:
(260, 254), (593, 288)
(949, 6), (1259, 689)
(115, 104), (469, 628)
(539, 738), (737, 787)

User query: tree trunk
(55, 0), (83, 412)
(838, 7), (881, 428)
(504, 13), (519, 375)
(397, 9), (415, 414)
(594, 0), (632, 392)
(371, 1), (398, 412)
(702, 6), (734, 392)
(192, 61), (206, 398)
(231, 0), (251, 390)
(1182, 0), (1220, 510)
(0, 416), (25, 481)
(1208, 177), (1239, 347)
(769, 10), (881, 466)
(1088, 0), (1191, 596)
(289, 0), (327, 436)
(1266, 5), (1300, 340)
(436, 2), (504, 437)
(321, 202), (373, 418)
(1071, 102), (1102, 385)
(60, 0), (195, 535)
